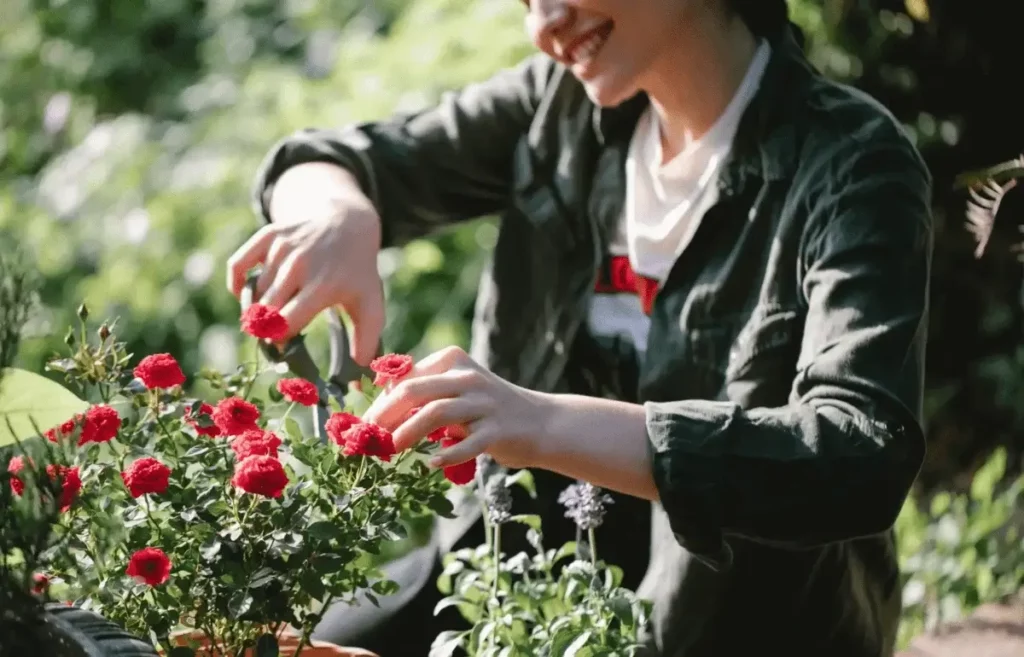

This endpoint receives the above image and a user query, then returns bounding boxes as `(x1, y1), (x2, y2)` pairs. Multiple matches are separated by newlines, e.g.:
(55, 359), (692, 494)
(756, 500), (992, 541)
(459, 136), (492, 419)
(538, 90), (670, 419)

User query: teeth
(571, 32), (605, 64)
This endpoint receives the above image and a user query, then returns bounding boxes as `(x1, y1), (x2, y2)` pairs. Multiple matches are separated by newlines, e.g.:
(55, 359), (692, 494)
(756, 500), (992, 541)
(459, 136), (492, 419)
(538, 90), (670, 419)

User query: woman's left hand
(361, 346), (549, 469)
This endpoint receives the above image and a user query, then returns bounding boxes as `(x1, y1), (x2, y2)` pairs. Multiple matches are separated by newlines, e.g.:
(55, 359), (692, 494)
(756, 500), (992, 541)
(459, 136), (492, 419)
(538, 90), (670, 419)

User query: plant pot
(2, 604), (160, 657)
(173, 630), (380, 657)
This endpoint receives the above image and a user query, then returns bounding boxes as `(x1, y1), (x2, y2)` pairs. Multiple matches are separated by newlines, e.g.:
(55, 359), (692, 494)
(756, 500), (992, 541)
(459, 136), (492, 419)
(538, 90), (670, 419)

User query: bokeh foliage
(1, 0), (1020, 645)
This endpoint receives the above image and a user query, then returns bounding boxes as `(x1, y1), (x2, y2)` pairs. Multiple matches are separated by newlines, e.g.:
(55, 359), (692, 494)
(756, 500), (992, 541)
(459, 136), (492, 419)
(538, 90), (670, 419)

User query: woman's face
(523, 0), (705, 107)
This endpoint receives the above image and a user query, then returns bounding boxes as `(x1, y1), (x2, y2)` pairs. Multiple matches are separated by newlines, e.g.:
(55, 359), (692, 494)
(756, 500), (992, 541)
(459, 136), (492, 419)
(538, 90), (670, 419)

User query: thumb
(347, 283), (385, 367)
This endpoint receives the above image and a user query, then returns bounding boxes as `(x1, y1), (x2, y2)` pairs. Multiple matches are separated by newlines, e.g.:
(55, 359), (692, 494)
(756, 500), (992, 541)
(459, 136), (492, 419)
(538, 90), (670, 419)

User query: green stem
(154, 413), (182, 460)
(491, 523), (502, 602)
(481, 500), (493, 549)
(588, 527), (598, 569)
(239, 495), (257, 528)
(353, 455), (367, 488)
(243, 341), (260, 401)
(280, 402), (295, 424)
(486, 522), (502, 651)
(142, 495), (161, 536)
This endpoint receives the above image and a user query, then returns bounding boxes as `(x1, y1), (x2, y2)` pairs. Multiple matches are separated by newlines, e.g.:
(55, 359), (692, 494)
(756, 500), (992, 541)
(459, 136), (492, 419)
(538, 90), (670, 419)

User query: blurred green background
(1, 0), (1021, 647)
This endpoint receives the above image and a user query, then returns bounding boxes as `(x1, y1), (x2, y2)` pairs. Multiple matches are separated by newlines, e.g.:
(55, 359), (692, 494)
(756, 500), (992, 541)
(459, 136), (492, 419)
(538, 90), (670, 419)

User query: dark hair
(726, 0), (790, 38)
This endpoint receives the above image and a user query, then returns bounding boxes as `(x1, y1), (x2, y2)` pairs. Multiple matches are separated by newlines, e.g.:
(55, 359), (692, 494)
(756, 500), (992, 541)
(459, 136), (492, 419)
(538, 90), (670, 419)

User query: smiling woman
(237, 0), (932, 655)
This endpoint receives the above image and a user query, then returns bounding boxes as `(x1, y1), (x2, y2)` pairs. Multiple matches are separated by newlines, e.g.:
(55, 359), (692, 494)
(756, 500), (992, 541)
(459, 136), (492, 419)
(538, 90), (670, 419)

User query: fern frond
(965, 178), (1018, 258)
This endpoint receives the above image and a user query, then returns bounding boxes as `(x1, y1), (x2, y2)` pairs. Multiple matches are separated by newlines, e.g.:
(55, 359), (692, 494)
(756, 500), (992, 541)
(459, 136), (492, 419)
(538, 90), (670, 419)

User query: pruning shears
(240, 270), (380, 442)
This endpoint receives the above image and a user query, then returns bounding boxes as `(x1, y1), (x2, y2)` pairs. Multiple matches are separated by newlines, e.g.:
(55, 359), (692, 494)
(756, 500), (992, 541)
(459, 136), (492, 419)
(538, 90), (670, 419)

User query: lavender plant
(431, 461), (650, 656)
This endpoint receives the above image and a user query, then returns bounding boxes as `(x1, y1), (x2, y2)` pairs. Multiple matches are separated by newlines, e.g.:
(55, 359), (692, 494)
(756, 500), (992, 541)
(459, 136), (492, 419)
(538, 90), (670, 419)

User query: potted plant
(3, 299), (472, 657)
(1, 238), (159, 657)
(430, 460), (652, 656)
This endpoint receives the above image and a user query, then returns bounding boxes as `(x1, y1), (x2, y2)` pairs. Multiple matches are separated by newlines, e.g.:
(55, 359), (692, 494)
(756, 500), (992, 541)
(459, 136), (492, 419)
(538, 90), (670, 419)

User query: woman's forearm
(269, 163), (378, 229)
(534, 392), (659, 501)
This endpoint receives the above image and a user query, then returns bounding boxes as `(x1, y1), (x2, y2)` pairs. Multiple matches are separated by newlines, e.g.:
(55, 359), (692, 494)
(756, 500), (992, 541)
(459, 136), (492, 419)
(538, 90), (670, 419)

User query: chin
(581, 77), (637, 109)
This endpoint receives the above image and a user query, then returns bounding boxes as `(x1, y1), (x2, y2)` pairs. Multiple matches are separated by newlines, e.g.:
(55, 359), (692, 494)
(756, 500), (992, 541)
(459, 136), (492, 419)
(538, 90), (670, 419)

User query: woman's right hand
(226, 163), (386, 366)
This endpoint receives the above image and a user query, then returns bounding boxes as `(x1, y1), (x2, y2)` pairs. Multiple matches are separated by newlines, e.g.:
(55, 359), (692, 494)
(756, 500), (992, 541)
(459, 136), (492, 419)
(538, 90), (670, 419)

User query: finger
(226, 226), (278, 297)
(363, 369), (479, 431)
(278, 284), (324, 339)
(428, 432), (489, 469)
(407, 345), (474, 378)
(260, 252), (303, 310)
(346, 286), (385, 367)
(255, 240), (291, 299)
(391, 394), (490, 452)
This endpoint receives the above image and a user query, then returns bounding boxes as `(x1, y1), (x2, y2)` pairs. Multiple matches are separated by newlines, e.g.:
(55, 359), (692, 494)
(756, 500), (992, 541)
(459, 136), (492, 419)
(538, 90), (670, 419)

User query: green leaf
(508, 514), (542, 532)
(429, 630), (466, 657)
(0, 367), (88, 445)
(551, 628), (591, 657)
(371, 578), (400, 596)
(228, 590), (254, 619)
(248, 567), (277, 589)
(607, 595), (634, 627)
(603, 565), (623, 590)
(307, 520), (344, 541)
(427, 494), (455, 518)
(970, 448), (1007, 502)
(299, 570), (326, 601)
(255, 633), (279, 657)
(505, 469), (537, 498)
(200, 537), (221, 560)
(432, 595), (465, 617)
(283, 417), (303, 442)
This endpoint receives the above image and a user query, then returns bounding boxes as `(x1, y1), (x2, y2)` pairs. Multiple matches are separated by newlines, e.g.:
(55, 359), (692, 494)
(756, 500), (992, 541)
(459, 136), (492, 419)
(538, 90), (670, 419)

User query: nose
(524, 0), (574, 54)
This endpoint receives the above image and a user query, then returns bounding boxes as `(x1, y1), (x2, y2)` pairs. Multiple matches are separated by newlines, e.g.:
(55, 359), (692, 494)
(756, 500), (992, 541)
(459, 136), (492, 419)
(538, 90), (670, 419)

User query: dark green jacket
(254, 25), (931, 657)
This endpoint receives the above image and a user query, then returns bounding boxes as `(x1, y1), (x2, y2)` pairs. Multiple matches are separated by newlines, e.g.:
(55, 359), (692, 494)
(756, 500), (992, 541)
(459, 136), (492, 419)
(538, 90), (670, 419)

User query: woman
(230, 1), (933, 655)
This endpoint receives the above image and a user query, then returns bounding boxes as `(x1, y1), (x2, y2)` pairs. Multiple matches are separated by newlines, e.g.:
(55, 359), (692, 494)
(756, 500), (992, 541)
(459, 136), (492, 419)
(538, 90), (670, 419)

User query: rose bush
(3, 304), (468, 657)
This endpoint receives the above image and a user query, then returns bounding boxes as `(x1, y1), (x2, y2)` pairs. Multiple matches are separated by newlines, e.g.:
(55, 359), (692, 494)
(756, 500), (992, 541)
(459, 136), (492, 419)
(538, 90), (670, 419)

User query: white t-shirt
(587, 40), (772, 355)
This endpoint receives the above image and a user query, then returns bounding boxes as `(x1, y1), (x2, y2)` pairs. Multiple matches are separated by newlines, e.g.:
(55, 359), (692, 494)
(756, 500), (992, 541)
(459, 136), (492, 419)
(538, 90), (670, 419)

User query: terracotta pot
(172, 629), (379, 657)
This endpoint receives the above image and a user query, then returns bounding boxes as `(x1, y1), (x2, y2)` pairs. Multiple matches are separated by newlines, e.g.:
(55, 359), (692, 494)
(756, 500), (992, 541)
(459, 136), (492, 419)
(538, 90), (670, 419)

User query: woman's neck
(642, 14), (759, 163)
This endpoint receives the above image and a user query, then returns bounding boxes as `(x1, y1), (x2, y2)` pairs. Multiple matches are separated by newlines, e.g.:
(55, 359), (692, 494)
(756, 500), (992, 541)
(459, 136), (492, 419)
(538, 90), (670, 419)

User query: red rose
(276, 378), (319, 406)
(32, 573), (50, 595)
(7, 456), (26, 495)
(45, 464), (81, 511)
(325, 412), (361, 447)
(85, 405), (121, 443)
(443, 460), (476, 485)
(121, 457), (171, 498)
(126, 547), (171, 587)
(232, 454), (289, 498)
(369, 353), (413, 387)
(440, 434), (475, 485)
(241, 304), (289, 342)
(340, 422), (396, 462)
(230, 429), (282, 460)
(185, 402), (221, 437)
(133, 353), (186, 389)
(212, 397), (260, 436)
(44, 415), (96, 446)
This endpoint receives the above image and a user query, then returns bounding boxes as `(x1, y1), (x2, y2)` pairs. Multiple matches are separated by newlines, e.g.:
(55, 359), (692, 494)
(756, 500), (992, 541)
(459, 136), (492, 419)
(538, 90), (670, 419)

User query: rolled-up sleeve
(647, 137), (933, 570)
(251, 54), (556, 248)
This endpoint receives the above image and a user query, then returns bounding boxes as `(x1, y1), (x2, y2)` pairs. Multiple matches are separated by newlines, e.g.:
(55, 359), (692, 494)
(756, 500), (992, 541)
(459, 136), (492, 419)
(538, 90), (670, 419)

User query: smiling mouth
(564, 21), (614, 69)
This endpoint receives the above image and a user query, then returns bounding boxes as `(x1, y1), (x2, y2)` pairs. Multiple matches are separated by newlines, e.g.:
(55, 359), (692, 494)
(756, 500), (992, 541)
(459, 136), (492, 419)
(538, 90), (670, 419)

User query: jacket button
(554, 340), (565, 355)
